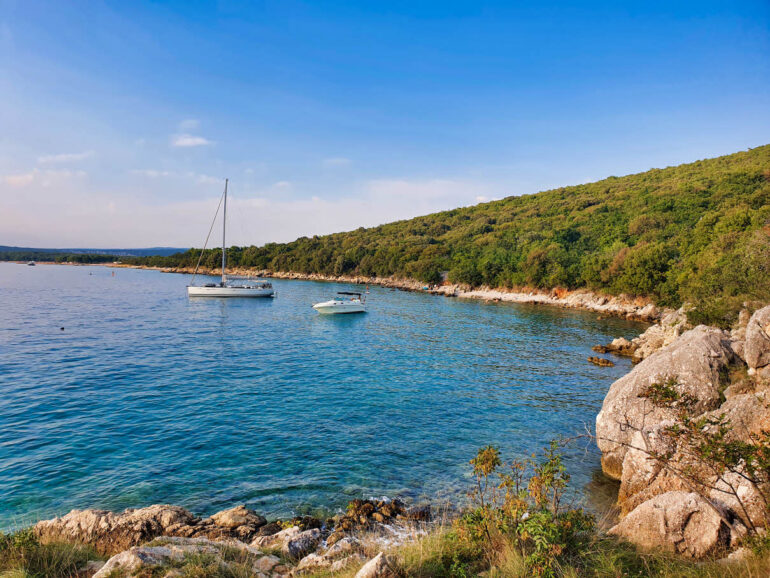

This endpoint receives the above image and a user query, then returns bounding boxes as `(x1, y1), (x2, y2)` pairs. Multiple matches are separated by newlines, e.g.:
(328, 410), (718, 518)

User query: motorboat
(313, 291), (366, 314)
(187, 179), (275, 298)
(27, 261), (35, 266)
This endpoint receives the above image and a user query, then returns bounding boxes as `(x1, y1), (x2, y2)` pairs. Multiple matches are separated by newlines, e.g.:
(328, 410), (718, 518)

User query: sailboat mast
(222, 178), (228, 284)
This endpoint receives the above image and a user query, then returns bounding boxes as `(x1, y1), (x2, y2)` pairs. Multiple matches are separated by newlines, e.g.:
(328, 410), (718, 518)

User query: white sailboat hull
(187, 285), (274, 298)
(312, 299), (366, 314)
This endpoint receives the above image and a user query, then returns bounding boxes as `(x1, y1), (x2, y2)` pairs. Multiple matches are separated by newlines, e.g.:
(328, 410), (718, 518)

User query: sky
(0, 0), (768, 248)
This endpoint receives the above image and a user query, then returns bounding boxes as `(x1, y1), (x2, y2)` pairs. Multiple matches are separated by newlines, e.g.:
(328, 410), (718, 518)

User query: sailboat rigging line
(190, 182), (227, 286)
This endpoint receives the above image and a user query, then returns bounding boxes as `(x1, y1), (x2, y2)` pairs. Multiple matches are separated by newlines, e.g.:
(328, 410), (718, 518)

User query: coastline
(104, 262), (667, 323)
(8, 260), (770, 574)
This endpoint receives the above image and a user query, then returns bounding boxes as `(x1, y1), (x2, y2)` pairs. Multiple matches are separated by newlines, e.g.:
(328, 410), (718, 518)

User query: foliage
(456, 441), (595, 577)
(0, 528), (102, 578)
(0, 250), (118, 263)
(633, 376), (770, 536)
(128, 146), (770, 327)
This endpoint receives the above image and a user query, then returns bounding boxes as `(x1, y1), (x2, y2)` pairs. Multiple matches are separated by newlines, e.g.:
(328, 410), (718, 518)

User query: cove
(0, 263), (646, 530)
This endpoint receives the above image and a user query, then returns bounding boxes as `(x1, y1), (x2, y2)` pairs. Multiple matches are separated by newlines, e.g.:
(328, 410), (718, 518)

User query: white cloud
(131, 169), (172, 178)
(322, 157), (352, 167)
(0, 172), (495, 247)
(178, 119), (200, 131)
(4, 172), (35, 187)
(3, 168), (87, 188)
(172, 134), (213, 147)
(196, 174), (221, 186)
(37, 150), (94, 164)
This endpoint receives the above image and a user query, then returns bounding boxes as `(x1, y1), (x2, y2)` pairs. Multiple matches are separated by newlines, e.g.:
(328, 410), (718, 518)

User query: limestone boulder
(709, 470), (770, 530)
(596, 326), (734, 480)
(355, 552), (395, 578)
(617, 422), (689, 514)
(208, 505), (266, 530)
(282, 527), (322, 559)
(251, 526), (301, 550)
(92, 536), (261, 577)
(609, 492), (731, 558)
(745, 305), (770, 375)
(631, 308), (690, 362)
(296, 552), (331, 572)
(34, 504), (271, 554)
(34, 505), (196, 554)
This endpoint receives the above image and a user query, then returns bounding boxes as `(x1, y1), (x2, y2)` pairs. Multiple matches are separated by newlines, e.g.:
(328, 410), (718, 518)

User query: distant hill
(0, 246), (186, 259)
(133, 145), (769, 326)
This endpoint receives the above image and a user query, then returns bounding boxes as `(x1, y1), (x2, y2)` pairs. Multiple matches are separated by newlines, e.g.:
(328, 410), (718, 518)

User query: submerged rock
(588, 356), (615, 367)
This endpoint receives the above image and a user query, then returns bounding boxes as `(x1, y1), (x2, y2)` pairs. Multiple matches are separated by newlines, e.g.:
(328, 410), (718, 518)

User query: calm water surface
(0, 263), (645, 529)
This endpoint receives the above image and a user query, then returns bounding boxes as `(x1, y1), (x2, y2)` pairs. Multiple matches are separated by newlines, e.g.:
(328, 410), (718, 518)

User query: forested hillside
(132, 145), (770, 326)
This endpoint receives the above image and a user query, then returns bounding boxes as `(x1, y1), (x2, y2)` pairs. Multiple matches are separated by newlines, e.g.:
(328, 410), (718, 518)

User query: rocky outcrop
(598, 305), (770, 558)
(34, 504), (269, 554)
(745, 305), (770, 381)
(594, 308), (690, 363)
(608, 492), (731, 558)
(596, 325), (734, 480)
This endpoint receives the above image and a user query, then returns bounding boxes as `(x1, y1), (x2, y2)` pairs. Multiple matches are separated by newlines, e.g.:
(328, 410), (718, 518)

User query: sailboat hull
(187, 285), (274, 298)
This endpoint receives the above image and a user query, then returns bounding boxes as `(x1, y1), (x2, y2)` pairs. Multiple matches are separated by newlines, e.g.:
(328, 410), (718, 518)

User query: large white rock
(609, 491), (731, 558)
(596, 326), (734, 479)
(93, 537), (257, 577)
(354, 552), (394, 578)
(745, 305), (770, 377)
(282, 527), (322, 559)
(251, 526), (300, 549)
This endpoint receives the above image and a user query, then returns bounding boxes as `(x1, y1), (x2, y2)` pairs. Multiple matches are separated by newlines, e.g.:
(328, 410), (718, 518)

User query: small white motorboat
(313, 291), (366, 314)
(186, 179), (275, 298)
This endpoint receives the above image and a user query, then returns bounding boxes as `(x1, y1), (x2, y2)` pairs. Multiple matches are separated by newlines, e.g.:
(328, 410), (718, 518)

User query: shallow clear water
(0, 263), (644, 529)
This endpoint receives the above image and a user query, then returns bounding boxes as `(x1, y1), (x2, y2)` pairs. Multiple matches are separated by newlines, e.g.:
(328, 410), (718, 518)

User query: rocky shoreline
(595, 304), (770, 559)
(32, 499), (430, 577)
(108, 263), (666, 322)
(16, 261), (770, 571)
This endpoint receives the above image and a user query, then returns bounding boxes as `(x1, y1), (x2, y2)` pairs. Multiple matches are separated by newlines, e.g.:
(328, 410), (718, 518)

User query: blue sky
(1, 0), (768, 247)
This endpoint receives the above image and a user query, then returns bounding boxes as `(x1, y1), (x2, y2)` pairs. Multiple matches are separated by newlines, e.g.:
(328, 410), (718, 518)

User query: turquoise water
(0, 263), (645, 529)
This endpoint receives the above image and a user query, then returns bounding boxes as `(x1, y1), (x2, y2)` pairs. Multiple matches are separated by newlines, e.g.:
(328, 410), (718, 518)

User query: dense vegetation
(136, 145), (767, 326)
(0, 250), (118, 263)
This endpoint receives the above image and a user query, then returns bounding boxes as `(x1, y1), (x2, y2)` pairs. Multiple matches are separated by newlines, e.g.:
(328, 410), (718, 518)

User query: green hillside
(134, 145), (770, 326)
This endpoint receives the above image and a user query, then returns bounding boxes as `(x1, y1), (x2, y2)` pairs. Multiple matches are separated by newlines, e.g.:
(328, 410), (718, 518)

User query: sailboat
(187, 179), (275, 298)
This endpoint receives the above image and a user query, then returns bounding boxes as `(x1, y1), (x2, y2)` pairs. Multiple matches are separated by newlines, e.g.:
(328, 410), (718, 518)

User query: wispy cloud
(322, 157), (352, 167)
(172, 134), (213, 148)
(3, 168), (87, 188)
(178, 119), (200, 131)
(131, 169), (172, 178)
(3, 172), (35, 187)
(196, 174), (221, 185)
(37, 150), (94, 164)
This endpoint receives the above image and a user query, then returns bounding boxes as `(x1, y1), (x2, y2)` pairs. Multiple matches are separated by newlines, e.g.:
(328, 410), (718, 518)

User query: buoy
(60, 327), (64, 331)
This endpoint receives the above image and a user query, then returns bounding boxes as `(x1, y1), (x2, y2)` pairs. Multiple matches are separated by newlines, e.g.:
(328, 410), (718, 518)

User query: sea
(0, 263), (646, 530)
